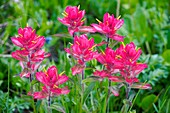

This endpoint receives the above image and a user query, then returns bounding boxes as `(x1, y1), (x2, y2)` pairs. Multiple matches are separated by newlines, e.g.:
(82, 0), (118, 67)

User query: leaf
(36, 100), (42, 112)
(162, 49), (170, 64)
(83, 82), (96, 103)
(31, 80), (39, 86)
(82, 76), (102, 83)
(50, 103), (66, 113)
(0, 80), (3, 86)
(109, 86), (119, 96)
(141, 94), (157, 111)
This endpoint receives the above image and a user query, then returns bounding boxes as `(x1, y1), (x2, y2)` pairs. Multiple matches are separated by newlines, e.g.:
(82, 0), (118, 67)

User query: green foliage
(0, 90), (30, 113)
(141, 94), (157, 111)
(0, 0), (169, 112)
(162, 49), (170, 65)
(140, 55), (169, 86)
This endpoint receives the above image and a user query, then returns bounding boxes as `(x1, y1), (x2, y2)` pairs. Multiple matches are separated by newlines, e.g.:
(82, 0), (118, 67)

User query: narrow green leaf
(83, 82), (96, 103)
(82, 76), (101, 83)
(50, 103), (66, 113)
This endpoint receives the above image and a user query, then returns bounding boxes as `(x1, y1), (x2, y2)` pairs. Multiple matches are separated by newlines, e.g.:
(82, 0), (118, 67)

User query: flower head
(65, 34), (98, 75)
(11, 27), (45, 50)
(115, 42), (148, 85)
(94, 48), (123, 82)
(95, 42), (151, 89)
(115, 42), (142, 64)
(11, 26), (50, 78)
(91, 13), (124, 41)
(58, 6), (85, 36)
(33, 66), (70, 99)
(97, 48), (123, 71)
(65, 34), (98, 62)
(11, 49), (50, 77)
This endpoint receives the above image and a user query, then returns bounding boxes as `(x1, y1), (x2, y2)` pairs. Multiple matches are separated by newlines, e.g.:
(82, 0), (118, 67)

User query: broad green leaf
(141, 94), (157, 110)
(162, 49), (170, 64)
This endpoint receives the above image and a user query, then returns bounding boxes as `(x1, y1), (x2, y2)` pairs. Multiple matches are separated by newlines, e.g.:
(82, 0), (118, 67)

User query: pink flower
(93, 70), (123, 82)
(93, 70), (110, 78)
(33, 86), (70, 99)
(94, 48), (124, 82)
(11, 49), (29, 62)
(11, 26), (50, 78)
(71, 63), (85, 75)
(11, 27), (45, 50)
(96, 48), (123, 71)
(65, 34), (99, 75)
(114, 42), (148, 85)
(95, 42), (151, 89)
(131, 83), (152, 89)
(65, 34), (99, 62)
(58, 6), (85, 36)
(115, 42), (142, 64)
(58, 6), (96, 36)
(12, 49), (50, 77)
(33, 66), (70, 99)
(91, 13), (124, 41)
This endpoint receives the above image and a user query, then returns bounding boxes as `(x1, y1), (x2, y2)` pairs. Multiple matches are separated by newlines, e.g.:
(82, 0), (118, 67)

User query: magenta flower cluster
(11, 5), (151, 108)
(11, 27), (70, 99)
(58, 5), (151, 96)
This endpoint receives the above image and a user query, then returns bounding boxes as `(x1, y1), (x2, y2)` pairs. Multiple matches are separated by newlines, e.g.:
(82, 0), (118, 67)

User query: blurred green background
(0, 0), (170, 112)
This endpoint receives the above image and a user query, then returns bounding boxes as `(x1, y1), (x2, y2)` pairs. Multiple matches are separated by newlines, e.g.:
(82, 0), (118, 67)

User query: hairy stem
(81, 58), (85, 92)
(106, 36), (110, 48)
(48, 92), (51, 113)
(106, 79), (111, 113)
(82, 69), (85, 92)
(29, 74), (33, 94)
(105, 35), (110, 112)
(72, 32), (76, 43)
(126, 84), (131, 99)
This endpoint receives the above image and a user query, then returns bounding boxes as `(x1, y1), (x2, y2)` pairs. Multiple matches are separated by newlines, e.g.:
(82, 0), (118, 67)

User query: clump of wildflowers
(10, 5), (153, 112)
(94, 42), (151, 96)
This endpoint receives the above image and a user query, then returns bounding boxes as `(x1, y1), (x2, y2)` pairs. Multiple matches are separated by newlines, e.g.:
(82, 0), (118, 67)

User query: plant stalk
(48, 92), (51, 113)
(105, 35), (110, 112)
(81, 58), (85, 92)
(29, 74), (33, 94)
(106, 36), (110, 48)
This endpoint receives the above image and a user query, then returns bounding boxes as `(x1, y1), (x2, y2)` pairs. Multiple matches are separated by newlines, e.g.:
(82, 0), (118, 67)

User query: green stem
(29, 74), (33, 94)
(72, 32), (76, 43)
(106, 79), (111, 113)
(81, 58), (85, 92)
(145, 41), (152, 55)
(32, 97), (36, 113)
(82, 69), (85, 92)
(126, 84), (131, 99)
(106, 36), (110, 48)
(129, 89), (140, 111)
(48, 92), (51, 113)
(105, 35), (110, 112)
(80, 59), (85, 112)
(116, 0), (120, 17)
(7, 62), (10, 113)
